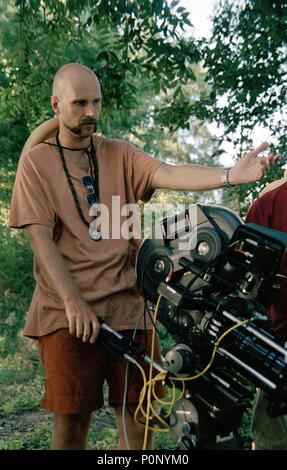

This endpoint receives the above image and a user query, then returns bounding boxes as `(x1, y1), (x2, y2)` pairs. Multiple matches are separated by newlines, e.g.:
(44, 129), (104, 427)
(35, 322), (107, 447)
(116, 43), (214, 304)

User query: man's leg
(52, 412), (92, 450)
(39, 330), (107, 450)
(114, 405), (154, 450)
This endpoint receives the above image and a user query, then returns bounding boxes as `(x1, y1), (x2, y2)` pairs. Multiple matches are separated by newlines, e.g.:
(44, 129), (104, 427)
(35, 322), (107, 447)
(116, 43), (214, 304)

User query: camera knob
(154, 259), (166, 273)
(181, 421), (191, 435)
(197, 241), (210, 256)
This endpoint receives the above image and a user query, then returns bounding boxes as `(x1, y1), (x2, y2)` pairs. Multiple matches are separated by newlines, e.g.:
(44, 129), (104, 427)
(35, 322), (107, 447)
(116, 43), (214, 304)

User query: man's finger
(249, 142), (269, 157)
(82, 321), (91, 343)
(76, 319), (84, 339)
(261, 157), (271, 171)
(90, 320), (100, 343)
(68, 318), (76, 336)
(267, 153), (280, 165)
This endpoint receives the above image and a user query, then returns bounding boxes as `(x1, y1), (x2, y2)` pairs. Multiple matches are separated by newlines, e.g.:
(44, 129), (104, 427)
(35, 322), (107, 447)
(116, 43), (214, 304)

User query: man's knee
(52, 412), (92, 450)
(54, 412), (92, 431)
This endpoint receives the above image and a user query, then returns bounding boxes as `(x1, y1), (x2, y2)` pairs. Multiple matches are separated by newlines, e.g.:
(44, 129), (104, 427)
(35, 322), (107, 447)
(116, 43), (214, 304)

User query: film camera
(136, 203), (287, 449)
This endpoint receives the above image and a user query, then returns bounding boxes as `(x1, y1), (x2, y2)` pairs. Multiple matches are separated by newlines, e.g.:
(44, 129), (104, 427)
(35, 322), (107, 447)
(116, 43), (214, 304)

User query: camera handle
(100, 323), (165, 374)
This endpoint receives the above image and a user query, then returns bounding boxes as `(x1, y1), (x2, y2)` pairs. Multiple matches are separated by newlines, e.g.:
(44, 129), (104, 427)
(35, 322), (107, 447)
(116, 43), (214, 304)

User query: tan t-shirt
(9, 136), (164, 337)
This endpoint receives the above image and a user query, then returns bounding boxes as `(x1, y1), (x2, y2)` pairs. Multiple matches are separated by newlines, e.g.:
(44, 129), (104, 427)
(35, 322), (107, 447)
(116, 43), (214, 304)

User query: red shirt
(246, 182), (287, 340)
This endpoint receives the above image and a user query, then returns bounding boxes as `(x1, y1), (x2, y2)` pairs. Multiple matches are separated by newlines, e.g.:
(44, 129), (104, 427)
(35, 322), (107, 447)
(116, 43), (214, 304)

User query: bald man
(9, 63), (279, 450)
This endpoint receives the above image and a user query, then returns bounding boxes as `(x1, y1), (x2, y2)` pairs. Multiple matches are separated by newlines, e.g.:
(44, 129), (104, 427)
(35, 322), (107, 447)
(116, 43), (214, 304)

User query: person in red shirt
(246, 183), (287, 450)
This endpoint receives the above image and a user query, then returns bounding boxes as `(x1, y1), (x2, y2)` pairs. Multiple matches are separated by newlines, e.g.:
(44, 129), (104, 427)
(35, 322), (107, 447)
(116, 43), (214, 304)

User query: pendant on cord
(89, 216), (101, 240)
(89, 225), (101, 241)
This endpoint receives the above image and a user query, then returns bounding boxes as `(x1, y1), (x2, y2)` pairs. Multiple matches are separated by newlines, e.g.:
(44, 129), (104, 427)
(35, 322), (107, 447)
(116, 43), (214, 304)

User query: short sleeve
(9, 152), (56, 229)
(126, 143), (164, 202)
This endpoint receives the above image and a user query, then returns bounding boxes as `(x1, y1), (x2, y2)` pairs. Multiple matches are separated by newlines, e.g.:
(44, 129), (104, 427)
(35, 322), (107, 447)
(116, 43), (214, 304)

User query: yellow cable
(142, 295), (161, 449)
(133, 360), (148, 426)
(172, 317), (250, 382)
(136, 295), (186, 434)
(134, 293), (251, 440)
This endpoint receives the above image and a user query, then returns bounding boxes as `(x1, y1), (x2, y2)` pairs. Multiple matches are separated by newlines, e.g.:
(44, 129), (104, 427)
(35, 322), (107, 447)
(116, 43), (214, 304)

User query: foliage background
(0, 0), (286, 450)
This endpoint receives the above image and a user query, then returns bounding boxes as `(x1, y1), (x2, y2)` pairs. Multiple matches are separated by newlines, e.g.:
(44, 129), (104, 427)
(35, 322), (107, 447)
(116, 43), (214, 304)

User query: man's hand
(64, 298), (101, 343)
(228, 142), (280, 185)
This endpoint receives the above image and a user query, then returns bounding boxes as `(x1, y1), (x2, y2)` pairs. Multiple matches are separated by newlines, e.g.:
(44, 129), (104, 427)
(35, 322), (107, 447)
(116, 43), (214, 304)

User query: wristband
(221, 168), (233, 188)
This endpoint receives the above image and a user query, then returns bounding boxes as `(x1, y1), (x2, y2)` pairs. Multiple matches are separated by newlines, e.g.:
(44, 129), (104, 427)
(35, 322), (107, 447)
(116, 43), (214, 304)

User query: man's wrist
(63, 293), (85, 306)
(221, 167), (235, 188)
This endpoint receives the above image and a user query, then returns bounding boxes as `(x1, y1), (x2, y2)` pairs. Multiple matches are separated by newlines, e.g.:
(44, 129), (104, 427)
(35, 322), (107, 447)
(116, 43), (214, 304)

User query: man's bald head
(51, 63), (102, 142)
(52, 63), (101, 100)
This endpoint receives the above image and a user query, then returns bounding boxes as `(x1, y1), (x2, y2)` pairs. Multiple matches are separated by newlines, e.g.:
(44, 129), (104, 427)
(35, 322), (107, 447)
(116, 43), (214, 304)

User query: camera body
(136, 203), (287, 448)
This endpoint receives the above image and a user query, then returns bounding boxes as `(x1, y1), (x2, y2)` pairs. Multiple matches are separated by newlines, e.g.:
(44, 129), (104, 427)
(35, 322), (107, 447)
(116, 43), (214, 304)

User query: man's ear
(51, 95), (60, 116)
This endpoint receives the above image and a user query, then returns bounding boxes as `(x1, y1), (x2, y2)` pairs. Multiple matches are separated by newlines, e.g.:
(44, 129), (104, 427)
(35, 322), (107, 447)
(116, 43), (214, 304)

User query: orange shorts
(38, 328), (165, 414)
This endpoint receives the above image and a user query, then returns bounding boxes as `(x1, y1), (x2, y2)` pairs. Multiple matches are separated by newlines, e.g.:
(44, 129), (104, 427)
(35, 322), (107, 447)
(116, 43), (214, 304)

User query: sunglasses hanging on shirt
(82, 175), (101, 240)
(82, 175), (99, 211)
(55, 132), (101, 241)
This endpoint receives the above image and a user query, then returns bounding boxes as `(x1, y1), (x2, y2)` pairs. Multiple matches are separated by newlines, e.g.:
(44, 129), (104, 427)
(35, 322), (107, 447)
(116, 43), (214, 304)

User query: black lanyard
(55, 132), (99, 228)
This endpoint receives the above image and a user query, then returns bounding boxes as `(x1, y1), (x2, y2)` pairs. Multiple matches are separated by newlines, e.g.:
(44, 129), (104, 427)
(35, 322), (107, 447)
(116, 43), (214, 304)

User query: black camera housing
(136, 204), (287, 448)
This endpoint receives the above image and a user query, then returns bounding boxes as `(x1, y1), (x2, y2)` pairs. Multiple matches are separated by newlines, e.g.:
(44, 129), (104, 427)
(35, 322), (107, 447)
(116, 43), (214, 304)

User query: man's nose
(85, 105), (96, 117)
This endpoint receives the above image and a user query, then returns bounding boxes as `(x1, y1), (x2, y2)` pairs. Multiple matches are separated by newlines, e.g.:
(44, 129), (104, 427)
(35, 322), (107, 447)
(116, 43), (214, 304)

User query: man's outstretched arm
(151, 143), (280, 191)
(21, 119), (280, 191)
